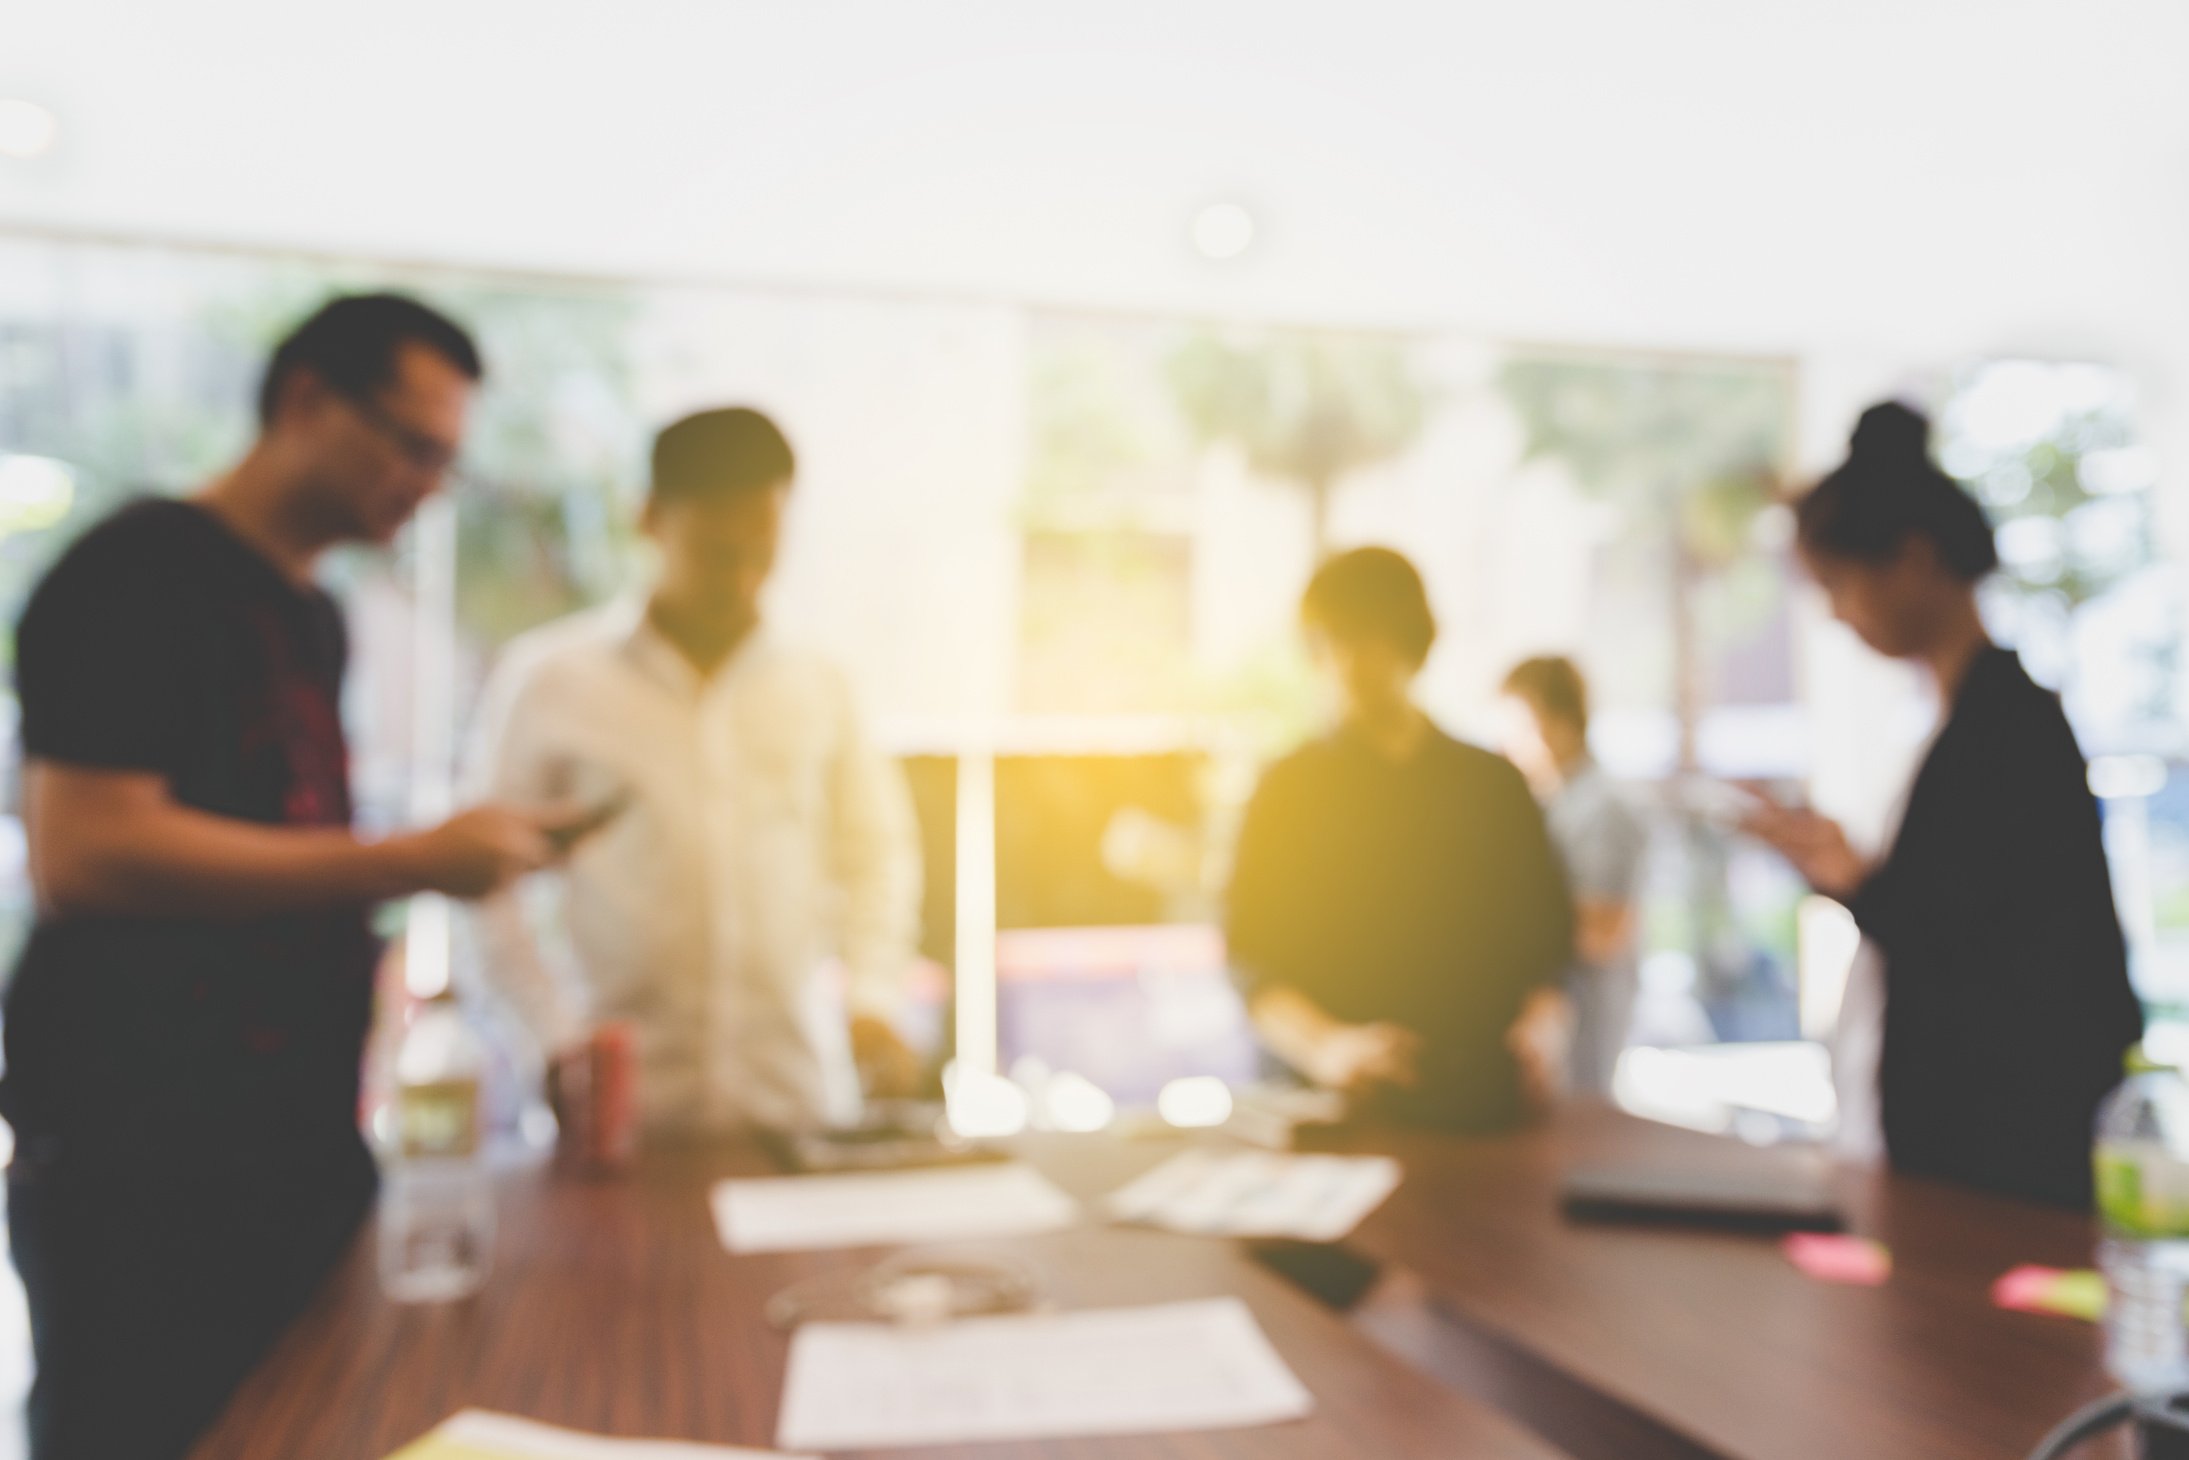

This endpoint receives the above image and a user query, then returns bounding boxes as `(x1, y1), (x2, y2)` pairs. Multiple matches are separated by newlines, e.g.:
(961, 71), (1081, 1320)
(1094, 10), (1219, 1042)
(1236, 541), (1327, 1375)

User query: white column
(402, 494), (459, 1000)
(952, 745), (998, 1075)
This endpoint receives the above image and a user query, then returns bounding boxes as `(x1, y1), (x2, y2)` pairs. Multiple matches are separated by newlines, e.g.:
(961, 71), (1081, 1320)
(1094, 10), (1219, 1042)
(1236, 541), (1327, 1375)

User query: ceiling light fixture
(0, 99), (58, 160)
(1191, 201), (1256, 262)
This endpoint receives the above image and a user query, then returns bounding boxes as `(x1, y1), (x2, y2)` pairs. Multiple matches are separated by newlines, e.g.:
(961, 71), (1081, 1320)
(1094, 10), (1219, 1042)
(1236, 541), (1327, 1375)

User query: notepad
(775, 1297), (1314, 1450)
(384, 1410), (805, 1459)
(1106, 1149), (1402, 1241)
(710, 1162), (1081, 1253)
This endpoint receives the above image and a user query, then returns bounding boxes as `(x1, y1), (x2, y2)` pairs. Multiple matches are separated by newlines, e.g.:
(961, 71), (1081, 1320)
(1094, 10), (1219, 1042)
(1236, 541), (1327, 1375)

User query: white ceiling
(3, 0), (2187, 365)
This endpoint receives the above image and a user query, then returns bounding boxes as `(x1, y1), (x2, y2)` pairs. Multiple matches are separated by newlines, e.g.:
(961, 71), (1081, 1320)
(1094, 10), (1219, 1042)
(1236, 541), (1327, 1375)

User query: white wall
(10, 0), (2188, 810)
(5, 0), (2186, 363)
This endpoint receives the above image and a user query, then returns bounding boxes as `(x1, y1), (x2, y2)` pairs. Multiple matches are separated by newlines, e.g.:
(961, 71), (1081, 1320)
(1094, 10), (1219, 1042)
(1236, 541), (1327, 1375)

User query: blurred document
(775, 1297), (1312, 1450)
(711, 1163), (1080, 1253)
(386, 1409), (806, 1459)
(1106, 1150), (1401, 1241)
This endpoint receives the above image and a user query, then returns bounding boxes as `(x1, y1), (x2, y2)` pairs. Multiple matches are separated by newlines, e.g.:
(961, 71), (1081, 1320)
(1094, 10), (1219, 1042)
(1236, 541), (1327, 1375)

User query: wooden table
(186, 1140), (1565, 1460)
(188, 1107), (2126, 1460)
(1342, 1104), (2120, 1460)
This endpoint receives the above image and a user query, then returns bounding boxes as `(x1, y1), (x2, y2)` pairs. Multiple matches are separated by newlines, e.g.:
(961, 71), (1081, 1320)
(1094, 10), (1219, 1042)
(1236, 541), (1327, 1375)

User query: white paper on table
(1105, 1149), (1402, 1241)
(709, 1162), (1081, 1253)
(775, 1297), (1313, 1451)
(387, 1409), (809, 1459)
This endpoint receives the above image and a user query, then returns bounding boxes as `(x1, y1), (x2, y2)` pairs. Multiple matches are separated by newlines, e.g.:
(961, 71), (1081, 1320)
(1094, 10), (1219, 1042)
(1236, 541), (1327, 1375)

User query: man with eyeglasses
(3, 293), (565, 1460)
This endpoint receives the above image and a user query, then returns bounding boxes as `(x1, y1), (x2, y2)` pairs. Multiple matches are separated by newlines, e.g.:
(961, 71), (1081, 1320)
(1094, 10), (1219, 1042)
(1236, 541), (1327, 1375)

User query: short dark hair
(650, 408), (796, 507)
(258, 292), (483, 426)
(1301, 547), (1436, 666)
(1796, 401), (2000, 581)
(1503, 655), (1590, 734)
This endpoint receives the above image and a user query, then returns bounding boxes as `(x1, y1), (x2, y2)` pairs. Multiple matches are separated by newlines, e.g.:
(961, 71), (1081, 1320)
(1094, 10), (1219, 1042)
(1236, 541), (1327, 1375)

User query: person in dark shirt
(1745, 402), (2143, 1208)
(5, 295), (568, 1459)
(1227, 548), (1574, 1132)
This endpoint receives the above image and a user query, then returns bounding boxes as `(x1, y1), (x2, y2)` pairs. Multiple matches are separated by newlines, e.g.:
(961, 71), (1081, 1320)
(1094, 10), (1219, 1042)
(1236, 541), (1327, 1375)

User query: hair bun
(1849, 401), (1932, 466)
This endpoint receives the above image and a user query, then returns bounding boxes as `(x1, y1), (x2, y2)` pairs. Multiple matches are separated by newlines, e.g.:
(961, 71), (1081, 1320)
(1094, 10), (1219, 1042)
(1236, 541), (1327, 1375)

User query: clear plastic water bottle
(379, 990), (495, 1303)
(2095, 1049), (2189, 1391)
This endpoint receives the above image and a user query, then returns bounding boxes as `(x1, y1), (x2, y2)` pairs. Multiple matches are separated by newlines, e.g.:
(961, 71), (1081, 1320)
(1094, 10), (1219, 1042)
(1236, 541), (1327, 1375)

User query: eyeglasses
(341, 390), (466, 479)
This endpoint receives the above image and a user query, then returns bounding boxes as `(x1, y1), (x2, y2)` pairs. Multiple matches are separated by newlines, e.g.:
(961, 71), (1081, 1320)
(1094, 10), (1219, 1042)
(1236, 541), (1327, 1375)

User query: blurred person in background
(1744, 402), (2142, 1208)
(467, 406), (923, 1140)
(1501, 655), (1648, 1098)
(3, 295), (567, 1460)
(1228, 547), (1573, 1131)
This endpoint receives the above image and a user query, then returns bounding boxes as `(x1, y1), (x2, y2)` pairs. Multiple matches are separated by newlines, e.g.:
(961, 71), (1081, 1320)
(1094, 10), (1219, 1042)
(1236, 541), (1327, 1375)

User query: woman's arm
(1742, 791), (1874, 903)
(1248, 986), (1420, 1093)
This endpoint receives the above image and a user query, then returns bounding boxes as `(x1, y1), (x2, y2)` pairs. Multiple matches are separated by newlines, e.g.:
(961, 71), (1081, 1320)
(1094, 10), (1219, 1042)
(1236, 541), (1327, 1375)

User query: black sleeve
(16, 519), (195, 775)
(1483, 757), (1576, 999)
(1854, 699), (2139, 1062)
(1844, 858), (1907, 950)
(1225, 764), (1305, 1002)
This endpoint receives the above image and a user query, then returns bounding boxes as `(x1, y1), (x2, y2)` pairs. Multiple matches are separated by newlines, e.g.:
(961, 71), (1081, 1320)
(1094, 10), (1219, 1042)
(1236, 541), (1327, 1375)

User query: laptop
(1560, 1161), (1845, 1232)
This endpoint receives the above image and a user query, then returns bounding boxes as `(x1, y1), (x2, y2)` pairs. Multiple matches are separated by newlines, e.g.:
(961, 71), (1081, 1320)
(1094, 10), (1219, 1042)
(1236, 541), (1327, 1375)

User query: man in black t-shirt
(5, 295), (564, 1460)
(1228, 548), (1573, 1132)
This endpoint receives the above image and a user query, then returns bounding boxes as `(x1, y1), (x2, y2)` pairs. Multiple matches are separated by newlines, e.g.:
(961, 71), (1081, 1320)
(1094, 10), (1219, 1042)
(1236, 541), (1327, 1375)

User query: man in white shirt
(467, 407), (923, 1134)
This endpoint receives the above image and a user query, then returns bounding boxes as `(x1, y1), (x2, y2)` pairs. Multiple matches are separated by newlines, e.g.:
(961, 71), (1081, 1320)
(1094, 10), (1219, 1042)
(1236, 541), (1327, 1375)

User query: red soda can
(558, 1021), (639, 1172)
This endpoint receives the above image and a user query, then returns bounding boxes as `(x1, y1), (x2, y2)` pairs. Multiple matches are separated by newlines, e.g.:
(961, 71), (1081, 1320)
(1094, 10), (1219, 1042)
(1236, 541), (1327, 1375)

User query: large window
(40, 231), (2150, 1135)
(1004, 319), (1807, 1094)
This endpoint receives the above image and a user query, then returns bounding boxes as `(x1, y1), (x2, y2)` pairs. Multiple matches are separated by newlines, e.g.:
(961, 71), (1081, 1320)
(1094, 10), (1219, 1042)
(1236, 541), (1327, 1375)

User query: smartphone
(1665, 777), (1752, 828)
(547, 787), (634, 854)
(1669, 776), (1804, 829)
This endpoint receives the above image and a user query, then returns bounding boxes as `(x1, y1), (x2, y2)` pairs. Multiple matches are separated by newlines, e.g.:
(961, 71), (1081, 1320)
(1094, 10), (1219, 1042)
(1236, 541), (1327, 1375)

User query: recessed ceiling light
(1191, 201), (1256, 262)
(0, 99), (58, 160)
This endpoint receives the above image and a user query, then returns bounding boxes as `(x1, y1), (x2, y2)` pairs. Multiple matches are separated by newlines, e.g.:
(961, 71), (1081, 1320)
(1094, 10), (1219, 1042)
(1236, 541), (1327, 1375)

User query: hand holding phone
(1667, 776), (1767, 829)
(1738, 786), (1869, 899)
(542, 788), (633, 856)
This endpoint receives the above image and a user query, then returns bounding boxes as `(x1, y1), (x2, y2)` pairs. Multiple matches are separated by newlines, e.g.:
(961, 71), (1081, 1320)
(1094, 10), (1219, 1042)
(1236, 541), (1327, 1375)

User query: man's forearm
(35, 798), (427, 919)
(1575, 899), (1636, 968)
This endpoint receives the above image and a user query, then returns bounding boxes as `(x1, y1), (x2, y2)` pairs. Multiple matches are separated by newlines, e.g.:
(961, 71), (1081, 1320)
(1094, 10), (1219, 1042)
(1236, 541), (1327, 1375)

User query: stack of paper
(775, 1297), (1313, 1450)
(1105, 1149), (1402, 1241)
(710, 1162), (1081, 1253)
(385, 1410), (804, 1459)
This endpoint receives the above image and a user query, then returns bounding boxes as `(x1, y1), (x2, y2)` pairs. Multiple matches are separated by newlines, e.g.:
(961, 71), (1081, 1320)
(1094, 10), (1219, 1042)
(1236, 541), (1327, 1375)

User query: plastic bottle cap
(2126, 1046), (2180, 1076)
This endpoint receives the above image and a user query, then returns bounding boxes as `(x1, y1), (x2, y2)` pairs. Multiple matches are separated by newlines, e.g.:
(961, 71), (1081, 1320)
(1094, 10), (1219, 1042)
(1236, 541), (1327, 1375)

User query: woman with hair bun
(1745, 401), (2142, 1207)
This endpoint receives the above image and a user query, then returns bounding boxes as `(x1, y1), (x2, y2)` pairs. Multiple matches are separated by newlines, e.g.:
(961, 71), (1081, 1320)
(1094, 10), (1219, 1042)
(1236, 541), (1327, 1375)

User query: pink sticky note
(1992, 1265), (2107, 1322)
(1782, 1232), (1892, 1286)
